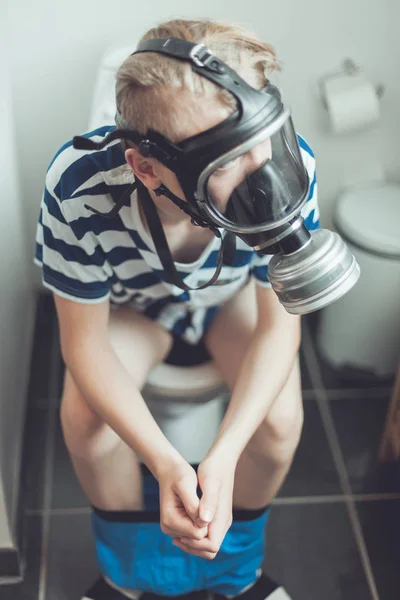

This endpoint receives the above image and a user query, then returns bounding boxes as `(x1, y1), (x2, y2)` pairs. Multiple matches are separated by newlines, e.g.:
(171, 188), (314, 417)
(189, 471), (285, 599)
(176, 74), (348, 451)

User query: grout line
(302, 323), (380, 600)
(25, 509), (45, 517)
(24, 491), (400, 517)
(273, 495), (346, 505)
(275, 493), (400, 505)
(0, 575), (24, 585)
(26, 507), (92, 517)
(305, 387), (393, 400)
(352, 493), (400, 502)
(301, 390), (318, 400)
(38, 317), (63, 600)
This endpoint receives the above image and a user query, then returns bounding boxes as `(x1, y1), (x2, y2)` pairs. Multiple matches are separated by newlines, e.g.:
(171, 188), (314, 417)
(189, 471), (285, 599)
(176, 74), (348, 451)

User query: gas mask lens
(203, 117), (309, 231)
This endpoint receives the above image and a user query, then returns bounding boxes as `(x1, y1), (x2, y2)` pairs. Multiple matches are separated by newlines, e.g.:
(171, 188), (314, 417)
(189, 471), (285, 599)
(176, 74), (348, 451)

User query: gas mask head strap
(137, 181), (236, 290)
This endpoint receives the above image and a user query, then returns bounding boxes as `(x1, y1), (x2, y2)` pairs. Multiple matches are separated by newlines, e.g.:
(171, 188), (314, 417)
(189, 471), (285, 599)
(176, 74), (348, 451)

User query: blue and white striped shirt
(34, 126), (319, 343)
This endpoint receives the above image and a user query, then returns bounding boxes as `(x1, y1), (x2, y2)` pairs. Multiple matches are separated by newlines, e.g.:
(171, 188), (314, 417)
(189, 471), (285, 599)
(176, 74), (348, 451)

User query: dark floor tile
(20, 408), (49, 511)
(299, 347), (313, 392)
(263, 503), (372, 600)
(278, 399), (342, 497)
(48, 322), (64, 408)
(56, 355), (65, 405)
(51, 416), (89, 509)
(330, 395), (400, 494)
(0, 515), (42, 599)
(357, 500), (400, 600)
(303, 310), (321, 339)
(0, 549), (21, 578)
(299, 315), (316, 392)
(318, 354), (394, 392)
(26, 294), (58, 409)
(46, 513), (97, 600)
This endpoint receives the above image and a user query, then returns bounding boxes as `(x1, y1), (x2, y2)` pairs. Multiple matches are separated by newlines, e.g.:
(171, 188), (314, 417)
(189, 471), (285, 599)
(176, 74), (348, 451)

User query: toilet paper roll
(323, 73), (380, 134)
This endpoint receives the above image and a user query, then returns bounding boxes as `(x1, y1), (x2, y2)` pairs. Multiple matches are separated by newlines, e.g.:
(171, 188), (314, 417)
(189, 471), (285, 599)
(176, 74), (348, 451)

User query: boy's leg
(202, 282), (298, 598)
(60, 305), (173, 510)
(229, 361), (301, 509)
(204, 280), (303, 510)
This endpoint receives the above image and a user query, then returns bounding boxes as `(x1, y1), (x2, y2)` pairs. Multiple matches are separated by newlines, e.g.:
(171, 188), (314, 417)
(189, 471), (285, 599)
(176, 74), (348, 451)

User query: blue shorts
(92, 464), (269, 596)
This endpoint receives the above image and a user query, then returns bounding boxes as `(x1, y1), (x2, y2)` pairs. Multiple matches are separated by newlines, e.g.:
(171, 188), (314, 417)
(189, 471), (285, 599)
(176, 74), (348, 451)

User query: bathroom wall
(6, 0), (400, 289)
(0, 4), (36, 550)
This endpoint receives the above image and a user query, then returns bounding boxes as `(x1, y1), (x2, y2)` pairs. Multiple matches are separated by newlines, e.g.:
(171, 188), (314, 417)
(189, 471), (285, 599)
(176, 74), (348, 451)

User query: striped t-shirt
(34, 126), (320, 343)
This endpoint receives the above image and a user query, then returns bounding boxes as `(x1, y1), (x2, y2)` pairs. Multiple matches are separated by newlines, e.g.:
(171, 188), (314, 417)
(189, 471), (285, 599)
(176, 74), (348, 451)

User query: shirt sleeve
(251, 134), (320, 287)
(34, 176), (111, 304)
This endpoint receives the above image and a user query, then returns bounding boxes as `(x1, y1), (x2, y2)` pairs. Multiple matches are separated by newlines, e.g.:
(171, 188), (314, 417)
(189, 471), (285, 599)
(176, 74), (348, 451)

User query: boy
(35, 18), (319, 600)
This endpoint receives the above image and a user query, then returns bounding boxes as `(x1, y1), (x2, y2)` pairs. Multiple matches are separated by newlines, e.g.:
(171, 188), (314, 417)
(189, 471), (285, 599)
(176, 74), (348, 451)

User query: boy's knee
(60, 371), (117, 458)
(246, 398), (303, 466)
(61, 372), (97, 428)
(267, 399), (303, 446)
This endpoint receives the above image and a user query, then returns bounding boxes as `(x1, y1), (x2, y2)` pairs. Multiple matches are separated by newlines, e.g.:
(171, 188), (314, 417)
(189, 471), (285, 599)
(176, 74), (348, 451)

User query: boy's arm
(54, 294), (183, 479)
(206, 285), (301, 463)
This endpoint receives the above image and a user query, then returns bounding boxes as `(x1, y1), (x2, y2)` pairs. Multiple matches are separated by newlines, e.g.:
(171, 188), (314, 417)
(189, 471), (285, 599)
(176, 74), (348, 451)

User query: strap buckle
(190, 44), (226, 74)
(189, 44), (210, 67)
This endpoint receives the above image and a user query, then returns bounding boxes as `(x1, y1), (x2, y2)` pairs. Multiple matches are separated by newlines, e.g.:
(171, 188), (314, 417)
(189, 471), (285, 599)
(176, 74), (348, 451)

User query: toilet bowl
(143, 360), (229, 463)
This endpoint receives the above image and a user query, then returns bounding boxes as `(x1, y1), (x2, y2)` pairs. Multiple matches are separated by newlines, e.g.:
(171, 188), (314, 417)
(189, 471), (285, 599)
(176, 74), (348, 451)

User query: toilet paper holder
(319, 58), (385, 110)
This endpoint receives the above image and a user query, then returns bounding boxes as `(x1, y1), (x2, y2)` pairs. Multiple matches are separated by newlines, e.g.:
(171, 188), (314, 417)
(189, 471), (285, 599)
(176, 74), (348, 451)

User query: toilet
(143, 359), (229, 463)
(317, 181), (400, 378)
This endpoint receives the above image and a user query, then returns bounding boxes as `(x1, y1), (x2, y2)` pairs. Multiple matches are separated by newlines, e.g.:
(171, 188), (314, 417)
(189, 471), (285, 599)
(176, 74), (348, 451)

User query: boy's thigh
(60, 307), (172, 456)
(204, 279), (258, 387)
(61, 305), (173, 433)
(107, 304), (174, 390)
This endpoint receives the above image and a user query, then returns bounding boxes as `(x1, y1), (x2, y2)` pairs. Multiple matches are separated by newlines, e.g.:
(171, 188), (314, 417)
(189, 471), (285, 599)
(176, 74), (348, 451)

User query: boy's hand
(172, 457), (235, 560)
(158, 460), (209, 542)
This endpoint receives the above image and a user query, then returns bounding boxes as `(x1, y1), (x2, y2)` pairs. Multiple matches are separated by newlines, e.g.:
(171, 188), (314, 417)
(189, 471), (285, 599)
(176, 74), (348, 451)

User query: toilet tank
(89, 45), (136, 130)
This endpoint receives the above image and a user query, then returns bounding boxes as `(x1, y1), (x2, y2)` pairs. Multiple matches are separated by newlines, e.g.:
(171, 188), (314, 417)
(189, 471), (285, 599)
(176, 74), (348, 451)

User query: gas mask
(73, 37), (360, 314)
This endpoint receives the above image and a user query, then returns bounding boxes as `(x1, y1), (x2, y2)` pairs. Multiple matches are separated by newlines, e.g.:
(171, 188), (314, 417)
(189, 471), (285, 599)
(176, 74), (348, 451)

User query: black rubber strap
(138, 185), (236, 291)
(134, 38), (208, 64)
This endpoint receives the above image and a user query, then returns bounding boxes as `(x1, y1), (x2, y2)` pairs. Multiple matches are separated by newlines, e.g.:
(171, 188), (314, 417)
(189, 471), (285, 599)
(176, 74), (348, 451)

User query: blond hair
(115, 19), (280, 143)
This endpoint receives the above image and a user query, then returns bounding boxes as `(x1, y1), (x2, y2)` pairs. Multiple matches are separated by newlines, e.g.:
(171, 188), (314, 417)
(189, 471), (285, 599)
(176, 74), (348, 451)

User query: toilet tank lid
(334, 183), (400, 257)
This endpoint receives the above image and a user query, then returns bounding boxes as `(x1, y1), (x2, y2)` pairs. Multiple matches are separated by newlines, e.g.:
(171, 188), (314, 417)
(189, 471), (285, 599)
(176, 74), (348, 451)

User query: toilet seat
(334, 182), (400, 258)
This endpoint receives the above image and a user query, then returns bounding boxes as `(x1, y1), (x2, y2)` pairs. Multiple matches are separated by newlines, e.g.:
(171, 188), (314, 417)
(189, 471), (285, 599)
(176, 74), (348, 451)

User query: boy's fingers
(198, 476), (221, 523)
(174, 474), (201, 522)
(161, 490), (208, 539)
(162, 521), (208, 541)
(173, 539), (216, 560)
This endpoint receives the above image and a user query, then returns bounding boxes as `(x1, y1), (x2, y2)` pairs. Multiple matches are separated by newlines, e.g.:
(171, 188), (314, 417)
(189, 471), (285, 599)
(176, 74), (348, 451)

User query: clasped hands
(158, 455), (236, 560)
